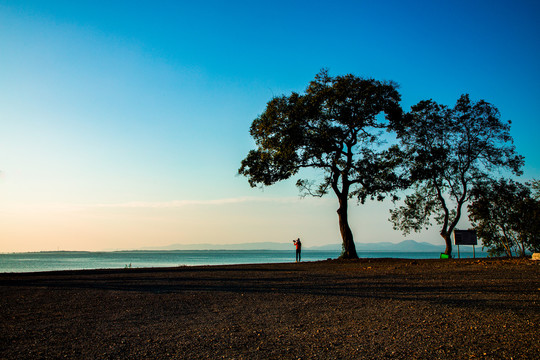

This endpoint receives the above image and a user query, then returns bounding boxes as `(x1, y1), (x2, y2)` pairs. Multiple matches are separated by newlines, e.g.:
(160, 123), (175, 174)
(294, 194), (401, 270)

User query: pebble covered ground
(0, 258), (539, 359)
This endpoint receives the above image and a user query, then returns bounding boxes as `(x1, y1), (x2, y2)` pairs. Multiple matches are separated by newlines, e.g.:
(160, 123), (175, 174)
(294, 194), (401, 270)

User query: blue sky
(1, 1), (539, 252)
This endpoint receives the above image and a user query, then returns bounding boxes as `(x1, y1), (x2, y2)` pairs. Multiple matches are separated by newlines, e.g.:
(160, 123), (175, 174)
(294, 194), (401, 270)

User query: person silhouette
(293, 238), (302, 262)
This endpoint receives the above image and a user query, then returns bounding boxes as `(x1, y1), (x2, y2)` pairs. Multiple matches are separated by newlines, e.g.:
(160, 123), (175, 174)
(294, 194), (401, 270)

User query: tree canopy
(468, 179), (540, 256)
(239, 70), (404, 259)
(390, 95), (524, 256)
(531, 179), (540, 200)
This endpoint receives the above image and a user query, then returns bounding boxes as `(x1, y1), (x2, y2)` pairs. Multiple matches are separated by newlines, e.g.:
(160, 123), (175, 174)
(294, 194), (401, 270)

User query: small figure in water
(293, 238), (302, 262)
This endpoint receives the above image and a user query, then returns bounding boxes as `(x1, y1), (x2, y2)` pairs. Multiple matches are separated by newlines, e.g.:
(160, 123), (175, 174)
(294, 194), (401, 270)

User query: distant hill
(140, 242), (292, 251)
(140, 240), (471, 252)
(309, 240), (445, 252)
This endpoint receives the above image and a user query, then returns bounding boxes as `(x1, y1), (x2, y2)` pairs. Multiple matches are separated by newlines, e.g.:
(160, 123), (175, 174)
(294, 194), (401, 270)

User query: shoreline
(1, 258), (538, 359)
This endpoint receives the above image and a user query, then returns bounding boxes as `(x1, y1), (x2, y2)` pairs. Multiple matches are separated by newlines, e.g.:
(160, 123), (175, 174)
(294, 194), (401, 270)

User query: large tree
(390, 95), (524, 256)
(238, 70), (404, 259)
(468, 179), (540, 257)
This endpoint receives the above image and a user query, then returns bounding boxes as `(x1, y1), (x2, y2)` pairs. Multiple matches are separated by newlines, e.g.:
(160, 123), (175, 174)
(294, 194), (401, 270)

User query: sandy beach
(1, 258), (538, 359)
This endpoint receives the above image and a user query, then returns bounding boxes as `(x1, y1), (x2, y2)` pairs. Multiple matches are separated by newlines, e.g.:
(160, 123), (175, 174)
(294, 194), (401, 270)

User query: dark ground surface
(0, 258), (539, 359)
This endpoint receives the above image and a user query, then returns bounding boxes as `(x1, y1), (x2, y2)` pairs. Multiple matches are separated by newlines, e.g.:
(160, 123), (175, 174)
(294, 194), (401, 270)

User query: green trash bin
(440, 253), (450, 259)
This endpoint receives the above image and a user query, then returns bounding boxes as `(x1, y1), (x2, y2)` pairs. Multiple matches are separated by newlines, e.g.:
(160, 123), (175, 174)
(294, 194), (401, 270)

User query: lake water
(0, 250), (487, 273)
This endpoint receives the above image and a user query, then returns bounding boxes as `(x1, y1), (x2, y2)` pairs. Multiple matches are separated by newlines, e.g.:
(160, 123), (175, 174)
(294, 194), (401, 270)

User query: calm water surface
(0, 250), (486, 273)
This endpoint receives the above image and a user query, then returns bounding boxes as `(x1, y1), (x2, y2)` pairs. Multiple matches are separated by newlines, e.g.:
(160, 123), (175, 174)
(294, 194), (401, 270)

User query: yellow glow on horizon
(0, 196), (453, 253)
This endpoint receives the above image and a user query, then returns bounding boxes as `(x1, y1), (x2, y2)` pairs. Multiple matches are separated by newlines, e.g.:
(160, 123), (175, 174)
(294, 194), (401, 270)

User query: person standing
(293, 238), (302, 262)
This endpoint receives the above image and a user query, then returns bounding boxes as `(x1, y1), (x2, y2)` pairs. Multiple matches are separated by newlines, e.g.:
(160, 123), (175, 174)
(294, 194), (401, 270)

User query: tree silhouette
(239, 70), (404, 259)
(390, 95), (523, 256)
(468, 179), (540, 257)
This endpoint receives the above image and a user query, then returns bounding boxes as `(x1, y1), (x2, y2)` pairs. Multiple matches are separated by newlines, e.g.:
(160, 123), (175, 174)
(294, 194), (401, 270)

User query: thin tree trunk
(435, 181), (452, 257)
(501, 227), (514, 257)
(442, 232), (452, 257)
(519, 240), (526, 257)
(338, 198), (359, 259)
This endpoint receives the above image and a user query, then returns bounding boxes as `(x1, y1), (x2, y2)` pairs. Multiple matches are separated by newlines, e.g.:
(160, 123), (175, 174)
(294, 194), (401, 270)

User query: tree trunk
(519, 240), (526, 257)
(337, 198), (359, 259)
(442, 232), (452, 257)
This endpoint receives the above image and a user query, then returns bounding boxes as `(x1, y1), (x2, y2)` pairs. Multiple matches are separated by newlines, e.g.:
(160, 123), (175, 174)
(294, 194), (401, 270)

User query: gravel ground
(0, 258), (539, 359)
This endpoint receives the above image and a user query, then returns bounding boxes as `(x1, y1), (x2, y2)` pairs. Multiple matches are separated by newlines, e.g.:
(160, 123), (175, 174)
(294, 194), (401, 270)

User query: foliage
(389, 95), (524, 256)
(239, 70), (405, 259)
(531, 179), (540, 200)
(468, 179), (540, 256)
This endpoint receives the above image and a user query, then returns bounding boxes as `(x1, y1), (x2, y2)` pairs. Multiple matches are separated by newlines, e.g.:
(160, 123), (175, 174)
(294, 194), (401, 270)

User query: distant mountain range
(140, 239), (470, 252)
(311, 240), (445, 252)
(141, 242), (294, 251)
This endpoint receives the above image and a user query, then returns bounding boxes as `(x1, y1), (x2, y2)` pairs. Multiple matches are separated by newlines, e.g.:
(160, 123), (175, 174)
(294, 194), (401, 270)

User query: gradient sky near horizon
(1, 0), (539, 252)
